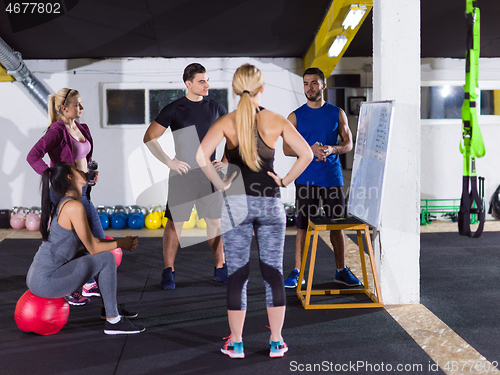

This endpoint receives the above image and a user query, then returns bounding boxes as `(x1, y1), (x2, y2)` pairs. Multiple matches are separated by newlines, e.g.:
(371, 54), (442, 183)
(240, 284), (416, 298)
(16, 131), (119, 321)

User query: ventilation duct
(0, 36), (51, 112)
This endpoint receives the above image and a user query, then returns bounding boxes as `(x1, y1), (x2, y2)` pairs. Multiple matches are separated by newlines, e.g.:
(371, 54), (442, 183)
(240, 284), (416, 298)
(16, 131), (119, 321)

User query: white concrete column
(372, 0), (421, 304)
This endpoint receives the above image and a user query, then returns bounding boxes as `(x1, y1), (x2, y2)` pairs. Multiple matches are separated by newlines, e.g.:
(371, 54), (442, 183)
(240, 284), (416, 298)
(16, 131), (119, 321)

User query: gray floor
(0, 235), (447, 375)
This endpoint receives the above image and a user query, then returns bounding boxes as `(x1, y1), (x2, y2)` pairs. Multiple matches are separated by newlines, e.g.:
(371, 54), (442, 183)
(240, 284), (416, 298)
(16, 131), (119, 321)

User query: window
(102, 83), (229, 128)
(207, 89), (229, 112)
(421, 86), (500, 120)
(149, 88), (228, 123)
(480, 90), (500, 115)
(106, 89), (145, 125)
(149, 89), (185, 123)
(421, 86), (464, 119)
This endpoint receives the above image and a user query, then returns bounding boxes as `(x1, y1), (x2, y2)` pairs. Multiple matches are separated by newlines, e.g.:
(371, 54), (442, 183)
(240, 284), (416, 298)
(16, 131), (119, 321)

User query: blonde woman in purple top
(27, 88), (103, 305)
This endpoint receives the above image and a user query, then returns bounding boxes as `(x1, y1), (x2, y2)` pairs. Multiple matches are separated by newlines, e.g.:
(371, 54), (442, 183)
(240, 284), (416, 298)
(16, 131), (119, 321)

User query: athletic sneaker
(284, 269), (305, 289)
(82, 281), (101, 297)
(66, 292), (90, 306)
(160, 267), (175, 290)
(334, 267), (361, 286)
(101, 304), (138, 320)
(221, 336), (244, 358)
(103, 317), (145, 335)
(269, 339), (288, 358)
(214, 263), (228, 283)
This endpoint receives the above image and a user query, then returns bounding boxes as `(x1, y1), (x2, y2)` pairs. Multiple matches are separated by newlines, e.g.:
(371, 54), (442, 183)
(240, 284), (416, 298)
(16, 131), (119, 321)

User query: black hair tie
(242, 90), (250, 95)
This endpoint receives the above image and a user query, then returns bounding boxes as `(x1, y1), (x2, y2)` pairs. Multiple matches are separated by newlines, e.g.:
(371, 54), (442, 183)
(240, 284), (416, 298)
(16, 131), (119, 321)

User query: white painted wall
(0, 57), (305, 209)
(372, 0), (421, 305)
(3, 55), (499, 219)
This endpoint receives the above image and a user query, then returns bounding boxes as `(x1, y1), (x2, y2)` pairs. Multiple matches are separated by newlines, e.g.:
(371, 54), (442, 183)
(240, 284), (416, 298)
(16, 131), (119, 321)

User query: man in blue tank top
(143, 63), (227, 290)
(283, 67), (361, 288)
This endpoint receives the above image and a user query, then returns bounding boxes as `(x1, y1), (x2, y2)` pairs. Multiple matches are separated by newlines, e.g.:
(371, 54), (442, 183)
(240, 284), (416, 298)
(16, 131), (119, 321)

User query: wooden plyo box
(296, 217), (383, 309)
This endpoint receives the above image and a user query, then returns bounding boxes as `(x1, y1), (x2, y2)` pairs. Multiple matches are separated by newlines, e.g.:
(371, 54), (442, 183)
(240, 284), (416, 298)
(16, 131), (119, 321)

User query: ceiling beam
(304, 0), (372, 77)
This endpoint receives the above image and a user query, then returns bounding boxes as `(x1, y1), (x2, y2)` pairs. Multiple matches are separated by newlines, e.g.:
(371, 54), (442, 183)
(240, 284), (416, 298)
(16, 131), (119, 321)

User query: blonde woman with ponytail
(197, 64), (313, 359)
(27, 88), (105, 305)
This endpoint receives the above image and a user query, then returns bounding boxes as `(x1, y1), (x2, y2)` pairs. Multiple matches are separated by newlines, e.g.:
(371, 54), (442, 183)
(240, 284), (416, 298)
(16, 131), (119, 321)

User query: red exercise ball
(105, 235), (122, 267)
(14, 290), (70, 335)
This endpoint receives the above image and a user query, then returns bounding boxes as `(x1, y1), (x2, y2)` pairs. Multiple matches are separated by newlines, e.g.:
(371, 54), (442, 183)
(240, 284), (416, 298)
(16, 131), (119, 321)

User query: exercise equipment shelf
(296, 216), (383, 309)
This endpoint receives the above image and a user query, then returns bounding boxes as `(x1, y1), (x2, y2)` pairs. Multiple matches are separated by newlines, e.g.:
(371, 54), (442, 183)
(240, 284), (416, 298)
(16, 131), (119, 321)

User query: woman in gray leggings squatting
(197, 64), (313, 358)
(26, 162), (144, 335)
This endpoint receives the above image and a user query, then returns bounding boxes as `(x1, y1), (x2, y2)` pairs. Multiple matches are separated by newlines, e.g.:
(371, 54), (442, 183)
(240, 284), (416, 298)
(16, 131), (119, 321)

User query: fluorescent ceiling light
(328, 35), (348, 57)
(342, 3), (367, 30)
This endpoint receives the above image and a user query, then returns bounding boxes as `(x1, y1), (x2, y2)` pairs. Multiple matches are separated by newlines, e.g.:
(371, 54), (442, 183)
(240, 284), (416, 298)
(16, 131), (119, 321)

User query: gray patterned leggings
(221, 195), (286, 310)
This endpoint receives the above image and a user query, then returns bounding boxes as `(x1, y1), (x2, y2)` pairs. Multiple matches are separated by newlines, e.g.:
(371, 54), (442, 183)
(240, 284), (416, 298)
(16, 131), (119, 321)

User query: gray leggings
(221, 195), (286, 310)
(27, 250), (118, 318)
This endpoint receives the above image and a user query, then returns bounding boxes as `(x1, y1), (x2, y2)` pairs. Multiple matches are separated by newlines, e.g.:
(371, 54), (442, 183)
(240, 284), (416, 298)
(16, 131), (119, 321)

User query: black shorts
(295, 183), (345, 230)
(164, 169), (223, 222)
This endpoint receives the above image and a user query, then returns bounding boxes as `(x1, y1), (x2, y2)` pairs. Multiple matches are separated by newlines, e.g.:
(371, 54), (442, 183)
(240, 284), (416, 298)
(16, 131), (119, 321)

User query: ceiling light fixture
(328, 35), (348, 58)
(342, 3), (367, 30)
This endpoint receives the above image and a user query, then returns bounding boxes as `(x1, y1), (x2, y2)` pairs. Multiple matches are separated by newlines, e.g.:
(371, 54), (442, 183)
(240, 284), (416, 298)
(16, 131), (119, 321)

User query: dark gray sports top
(224, 108), (280, 198)
(28, 197), (82, 274)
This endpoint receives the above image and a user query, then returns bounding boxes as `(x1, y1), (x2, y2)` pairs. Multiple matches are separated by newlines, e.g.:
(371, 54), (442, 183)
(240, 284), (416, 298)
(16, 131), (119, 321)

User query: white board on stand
(348, 100), (395, 229)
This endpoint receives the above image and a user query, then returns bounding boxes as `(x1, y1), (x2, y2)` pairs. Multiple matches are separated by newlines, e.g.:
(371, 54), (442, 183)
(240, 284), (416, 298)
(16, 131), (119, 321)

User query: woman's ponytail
(39, 162), (73, 240)
(47, 94), (58, 128)
(40, 168), (52, 241)
(235, 91), (259, 171)
(232, 64), (265, 172)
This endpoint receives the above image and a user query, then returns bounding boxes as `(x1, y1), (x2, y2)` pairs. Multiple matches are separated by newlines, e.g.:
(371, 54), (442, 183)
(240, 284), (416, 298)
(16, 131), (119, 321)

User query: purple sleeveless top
(69, 135), (91, 160)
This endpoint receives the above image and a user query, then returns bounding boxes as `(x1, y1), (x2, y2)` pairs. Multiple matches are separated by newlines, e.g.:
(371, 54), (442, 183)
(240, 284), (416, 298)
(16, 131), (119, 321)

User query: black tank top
(224, 108), (280, 198)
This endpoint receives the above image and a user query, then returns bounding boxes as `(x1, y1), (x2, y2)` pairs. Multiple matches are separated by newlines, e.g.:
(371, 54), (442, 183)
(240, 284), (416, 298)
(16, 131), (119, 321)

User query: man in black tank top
(143, 63), (228, 290)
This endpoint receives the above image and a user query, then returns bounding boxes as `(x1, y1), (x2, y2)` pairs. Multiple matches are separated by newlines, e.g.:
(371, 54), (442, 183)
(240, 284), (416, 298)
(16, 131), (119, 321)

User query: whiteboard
(348, 100), (395, 229)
